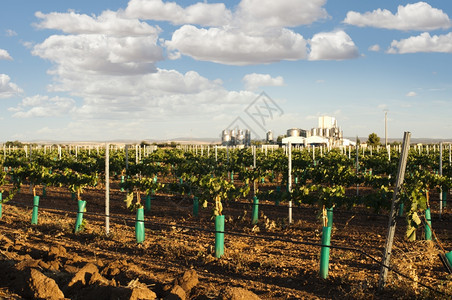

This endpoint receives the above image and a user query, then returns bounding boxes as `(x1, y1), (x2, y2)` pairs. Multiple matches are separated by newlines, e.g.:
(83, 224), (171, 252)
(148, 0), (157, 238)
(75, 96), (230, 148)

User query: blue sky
(1, 0), (452, 142)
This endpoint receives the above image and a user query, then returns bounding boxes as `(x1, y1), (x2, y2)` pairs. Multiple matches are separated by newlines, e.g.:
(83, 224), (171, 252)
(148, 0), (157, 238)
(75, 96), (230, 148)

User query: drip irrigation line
(234, 200), (390, 219)
(3, 200), (449, 297)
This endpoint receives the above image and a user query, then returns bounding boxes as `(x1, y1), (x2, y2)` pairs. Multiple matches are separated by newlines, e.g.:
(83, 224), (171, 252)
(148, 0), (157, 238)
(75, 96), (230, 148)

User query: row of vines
(0, 144), (451, 240)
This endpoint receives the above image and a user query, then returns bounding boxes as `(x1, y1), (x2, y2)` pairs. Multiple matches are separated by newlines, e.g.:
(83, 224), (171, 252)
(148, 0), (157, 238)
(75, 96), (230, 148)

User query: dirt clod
(166, 284), (186, 300)
(68, 262), (99, 287)
(218, 286), (261, 300)
(26, 268), (65, 300)
(174, 269), (198, 292)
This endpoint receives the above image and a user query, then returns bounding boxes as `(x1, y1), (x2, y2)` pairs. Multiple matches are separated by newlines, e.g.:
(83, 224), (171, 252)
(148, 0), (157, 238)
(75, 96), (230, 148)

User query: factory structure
(221, 129), (251, 146)
(281, 116), (344, 147)
(221, 116), (346, 147)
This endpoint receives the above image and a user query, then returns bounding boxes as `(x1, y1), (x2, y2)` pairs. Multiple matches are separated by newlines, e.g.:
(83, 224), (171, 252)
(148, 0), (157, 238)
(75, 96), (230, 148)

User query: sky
(1, 0), (452, 142)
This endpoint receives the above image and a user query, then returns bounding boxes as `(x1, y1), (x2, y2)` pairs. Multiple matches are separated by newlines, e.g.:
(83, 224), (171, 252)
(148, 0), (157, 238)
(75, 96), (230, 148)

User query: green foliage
(367, 133), (380, 147)
(2, 143), (451, 233)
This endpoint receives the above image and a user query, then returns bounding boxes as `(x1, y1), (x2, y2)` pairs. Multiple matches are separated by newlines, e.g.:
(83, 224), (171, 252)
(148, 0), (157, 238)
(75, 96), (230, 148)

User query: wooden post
(288, 142), (292, 224)
(378, 131), (411, 289)
(105, 143), (110, 235)
(439, 142), (443, 220)
(125, 145), (129, 171)
(356, 138), (359, 196)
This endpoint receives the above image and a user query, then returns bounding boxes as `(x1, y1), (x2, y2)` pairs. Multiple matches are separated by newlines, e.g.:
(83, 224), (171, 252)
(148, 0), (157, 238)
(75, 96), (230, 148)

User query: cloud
(35, 10), (160, 36)
(344, 2), (451, 31)
(159, 0), (342, 65)
(0, 74), (23, 98)
(243, 73), (284, 90)
(33, 34), (163, 76)
(125, 0), (327, 28)
(406, 91), (417, 97)
(388, 32), (452, 54)
(5, 29), (17, 37)
(0, 49), (12, 60)
(236, 0), (328, 29)
(32, 10), (164, 77)
(368, 44), (380, 52)
(165, 25), (308, 65)
(308, 30), (359, 60)
(124, 0), (232, 27)
(9, 95), (75, 118)
(30, 6), (263, 126)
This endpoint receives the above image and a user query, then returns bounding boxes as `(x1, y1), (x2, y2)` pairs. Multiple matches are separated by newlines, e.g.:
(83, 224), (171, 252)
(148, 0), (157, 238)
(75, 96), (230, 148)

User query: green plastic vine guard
(230, 171), (234, 183)
(0, 192), (2, 219)
(71, 192), (76, 201)
(442, 189), (447, 208)
(31, 195), (39, 225)
(327, 207), (333, 228)
(135, 207), (145, 243)
(251, 196), (259, 225)
(193, 197), (199, 217)
(120, 176), (125, 192)
(446, 252), (452, 269)
(398, 202), (404, 217)
(74, 200), (86, 233)
(320, 226), (332, 279)
(145, 194), (151, 213)
(425, 208), (432, 241)
(42, 187), (46, 198)
(215, 215), (224, 258)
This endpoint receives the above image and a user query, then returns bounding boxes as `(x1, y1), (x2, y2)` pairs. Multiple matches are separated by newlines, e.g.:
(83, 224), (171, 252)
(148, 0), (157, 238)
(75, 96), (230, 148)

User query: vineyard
(0, 142), (451, 299)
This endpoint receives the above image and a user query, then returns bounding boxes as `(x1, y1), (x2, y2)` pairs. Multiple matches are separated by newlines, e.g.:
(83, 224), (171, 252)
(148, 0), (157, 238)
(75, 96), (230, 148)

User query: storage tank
(266, 130), (273, 143)
(287, 128), (302, 137)
(222, 130), (231, 145)
(236, 129), (245, 145)
(300, 129), (307, 137)
(311, 128), (316, 136)
(245, 130), (251, 146)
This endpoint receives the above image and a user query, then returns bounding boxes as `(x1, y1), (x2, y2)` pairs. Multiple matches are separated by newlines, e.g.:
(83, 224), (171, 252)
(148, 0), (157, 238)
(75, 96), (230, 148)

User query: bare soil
(0, 182), (450, 299)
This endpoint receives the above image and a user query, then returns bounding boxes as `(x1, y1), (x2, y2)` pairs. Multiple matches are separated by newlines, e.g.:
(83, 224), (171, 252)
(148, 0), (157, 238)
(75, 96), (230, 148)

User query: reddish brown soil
(0, 182), (450, 299)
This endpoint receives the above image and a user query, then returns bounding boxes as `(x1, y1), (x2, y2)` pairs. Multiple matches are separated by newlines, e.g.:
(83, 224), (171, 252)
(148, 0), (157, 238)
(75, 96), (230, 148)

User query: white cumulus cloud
(5, 29), (17, 36)
(243, 73), (285, 91)
(368, 44), (380, 52)
(35, 10), (160, 37)
(0, 49), (12, 60)
(9, 95), (75, 118)
(124, 0), (232, 26)
(388, 32), (452, 54)
(165, 25), (308, 65)
(33, 34), (163, 76)
(406, 91), (417, 97)
(158, 0), (339, 65)
(0, 74), (22, 98)
(344, 2), (451, 31)
(236, 0), (328, 29)
(308, 30), (359, 60)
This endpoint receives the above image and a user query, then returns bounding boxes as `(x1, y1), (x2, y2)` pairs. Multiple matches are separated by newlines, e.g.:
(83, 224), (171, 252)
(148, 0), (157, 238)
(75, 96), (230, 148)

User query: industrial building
(221, 116), (344, 148)
(281, 116), (344, 147)
(221, 129), (251, 146)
